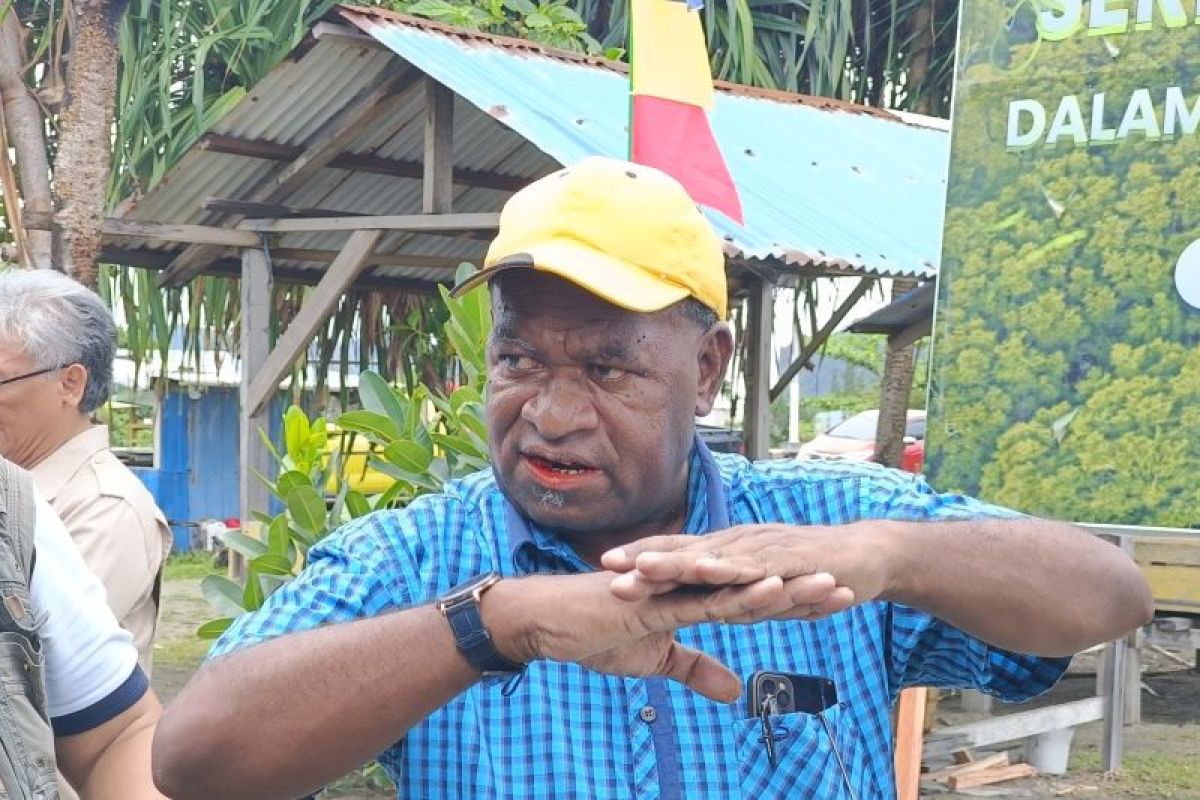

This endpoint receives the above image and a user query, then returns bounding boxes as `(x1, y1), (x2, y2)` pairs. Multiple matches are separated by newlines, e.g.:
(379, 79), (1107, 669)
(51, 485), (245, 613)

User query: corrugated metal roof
(118, 6), (948, 287)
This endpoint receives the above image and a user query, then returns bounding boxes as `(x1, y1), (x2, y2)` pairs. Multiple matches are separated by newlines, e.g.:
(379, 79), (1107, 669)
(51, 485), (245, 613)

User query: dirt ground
(931, 652), (1200, 800)
(152, 572), (1199, 800)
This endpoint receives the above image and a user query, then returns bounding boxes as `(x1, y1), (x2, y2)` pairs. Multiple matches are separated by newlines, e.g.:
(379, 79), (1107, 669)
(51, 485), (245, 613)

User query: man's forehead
(491, 272), (660, 330)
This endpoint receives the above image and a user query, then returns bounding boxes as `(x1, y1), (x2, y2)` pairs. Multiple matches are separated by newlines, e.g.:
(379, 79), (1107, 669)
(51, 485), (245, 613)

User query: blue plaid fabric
(211, 444), (1068, 799)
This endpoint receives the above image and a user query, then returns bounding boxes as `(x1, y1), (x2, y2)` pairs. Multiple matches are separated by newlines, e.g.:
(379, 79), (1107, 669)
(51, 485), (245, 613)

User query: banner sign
(926, 0), (1200, 527)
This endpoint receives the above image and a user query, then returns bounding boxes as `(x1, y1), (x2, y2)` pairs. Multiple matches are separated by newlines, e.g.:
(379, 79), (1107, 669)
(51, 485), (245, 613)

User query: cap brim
(451, 240), (690, 313)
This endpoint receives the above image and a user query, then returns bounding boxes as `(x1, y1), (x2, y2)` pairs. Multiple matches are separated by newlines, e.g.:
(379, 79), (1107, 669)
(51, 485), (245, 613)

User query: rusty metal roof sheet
(117, 6), (948, 288)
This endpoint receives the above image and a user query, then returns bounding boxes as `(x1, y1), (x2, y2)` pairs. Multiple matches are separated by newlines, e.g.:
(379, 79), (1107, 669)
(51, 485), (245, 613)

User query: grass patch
(152, 633), (211, 666)
(1071, 748), (1200, 798)
(164, 552), (221, 581)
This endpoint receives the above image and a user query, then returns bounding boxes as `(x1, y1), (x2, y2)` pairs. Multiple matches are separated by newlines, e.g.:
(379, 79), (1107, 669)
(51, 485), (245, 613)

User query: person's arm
(604, 519), (1153, 657)
(152, 569), (818, 800)
(58, 692), (165, 800)
(875, 517), (1151, 655)
(29, 489), (166, 799)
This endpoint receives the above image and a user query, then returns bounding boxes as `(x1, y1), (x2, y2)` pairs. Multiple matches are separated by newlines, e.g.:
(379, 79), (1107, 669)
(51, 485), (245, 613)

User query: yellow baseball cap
(453, 157), (727, 318)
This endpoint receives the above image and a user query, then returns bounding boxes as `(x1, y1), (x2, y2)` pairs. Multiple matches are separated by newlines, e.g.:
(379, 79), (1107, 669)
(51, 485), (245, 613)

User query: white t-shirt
(30, 490), (145, 734)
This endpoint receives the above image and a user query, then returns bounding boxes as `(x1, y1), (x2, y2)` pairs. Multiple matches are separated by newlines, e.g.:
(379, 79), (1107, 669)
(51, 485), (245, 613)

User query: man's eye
(498, 354), (535, 370)
(591, 364), (627, 382)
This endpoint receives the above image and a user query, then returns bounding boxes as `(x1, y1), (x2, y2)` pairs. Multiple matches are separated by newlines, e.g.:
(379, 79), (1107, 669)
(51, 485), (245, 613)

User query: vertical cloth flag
(629, 0), (743, 223)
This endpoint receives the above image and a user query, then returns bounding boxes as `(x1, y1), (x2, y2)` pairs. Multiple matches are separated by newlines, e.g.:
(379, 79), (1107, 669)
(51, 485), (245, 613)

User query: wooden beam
(104, 244), (459, 272)
(1101, 535), (1136, 772)
(894, 687), (927, 800)
(423, 78), (455, 214)
(239, 246), (274, 533)
(769, 277), (874, 402)
(239, 212), (500, 235)
(25, 212), (261, 248)
(100, 246), (449, 294)
(202, 198), (369, 220)
(742, 276), (773, 460)
(925, 697), (1104, 756)
(158, 68), (421, 288)
(199, 133), (529, 193)
(246, 229), (383, 416)
(890, 316), (932, 350)
(101, 219), (260, 248)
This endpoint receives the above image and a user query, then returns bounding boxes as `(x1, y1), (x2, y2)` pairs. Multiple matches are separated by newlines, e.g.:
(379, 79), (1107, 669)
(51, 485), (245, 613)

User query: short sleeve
(857, 469), (1070, 702)
(30, 492), (146, 728)
(885, 604), (1070, 702)
(209, 511), (417, 660)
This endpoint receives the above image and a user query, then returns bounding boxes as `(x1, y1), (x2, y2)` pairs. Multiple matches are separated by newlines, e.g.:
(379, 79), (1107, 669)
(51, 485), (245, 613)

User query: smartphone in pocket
(746, 671), (839, 715)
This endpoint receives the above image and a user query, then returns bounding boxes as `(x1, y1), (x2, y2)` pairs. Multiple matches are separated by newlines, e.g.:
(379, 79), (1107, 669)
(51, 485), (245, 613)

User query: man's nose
(521, 377), (599, 441)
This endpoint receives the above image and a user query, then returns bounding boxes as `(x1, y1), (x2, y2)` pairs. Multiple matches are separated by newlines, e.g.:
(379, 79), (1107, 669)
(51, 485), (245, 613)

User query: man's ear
(59, 363), (89, 412)
(695, 324), (733, 417)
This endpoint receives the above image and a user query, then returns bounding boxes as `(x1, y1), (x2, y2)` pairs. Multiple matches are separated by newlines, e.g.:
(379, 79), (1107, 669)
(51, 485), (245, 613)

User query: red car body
(796, 410), (925, 474)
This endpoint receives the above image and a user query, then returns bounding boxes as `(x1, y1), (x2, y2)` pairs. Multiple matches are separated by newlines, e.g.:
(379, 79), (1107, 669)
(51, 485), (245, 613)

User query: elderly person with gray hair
(0, 268), (171, 675)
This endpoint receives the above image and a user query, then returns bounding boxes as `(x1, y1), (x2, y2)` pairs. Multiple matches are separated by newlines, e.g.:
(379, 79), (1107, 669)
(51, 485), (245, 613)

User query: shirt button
(639, 706), (657, 723)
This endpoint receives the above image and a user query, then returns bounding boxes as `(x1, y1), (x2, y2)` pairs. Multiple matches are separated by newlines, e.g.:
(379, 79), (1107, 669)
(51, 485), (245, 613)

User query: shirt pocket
(733, 701), (879, 799)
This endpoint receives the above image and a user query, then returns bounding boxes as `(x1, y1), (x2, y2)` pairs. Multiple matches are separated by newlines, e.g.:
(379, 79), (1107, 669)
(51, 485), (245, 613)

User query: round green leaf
(196, 617), (234, 640)
(383, 439), (433, 475)
(286, 484), (328, 534)
(201, 575), (246, 617)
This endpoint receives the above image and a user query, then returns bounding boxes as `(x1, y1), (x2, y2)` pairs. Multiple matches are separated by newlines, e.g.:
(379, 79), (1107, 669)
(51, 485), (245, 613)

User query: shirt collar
(30, 425), (111, 500)
(506, 433), (728, 574)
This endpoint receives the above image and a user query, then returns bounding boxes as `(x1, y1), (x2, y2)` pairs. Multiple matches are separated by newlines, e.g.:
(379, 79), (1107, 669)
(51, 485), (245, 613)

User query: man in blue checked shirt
(154, 158), (1152, 800)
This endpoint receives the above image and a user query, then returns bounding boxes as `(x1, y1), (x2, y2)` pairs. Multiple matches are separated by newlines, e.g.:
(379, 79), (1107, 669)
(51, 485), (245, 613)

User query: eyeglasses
(0, 364), (69, 389)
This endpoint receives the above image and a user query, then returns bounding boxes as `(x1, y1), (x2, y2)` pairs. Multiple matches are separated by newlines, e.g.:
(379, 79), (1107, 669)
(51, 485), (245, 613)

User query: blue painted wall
(133, 384), (285, 552)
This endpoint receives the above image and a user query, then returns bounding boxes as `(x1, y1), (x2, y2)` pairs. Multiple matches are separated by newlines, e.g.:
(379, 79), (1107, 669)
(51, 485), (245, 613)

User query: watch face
(443, 571), (501, 603)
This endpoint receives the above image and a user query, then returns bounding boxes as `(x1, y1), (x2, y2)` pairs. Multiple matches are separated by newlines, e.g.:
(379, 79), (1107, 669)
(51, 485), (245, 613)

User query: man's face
(0, 340), (82, 468)
(486, 272), (730, 536)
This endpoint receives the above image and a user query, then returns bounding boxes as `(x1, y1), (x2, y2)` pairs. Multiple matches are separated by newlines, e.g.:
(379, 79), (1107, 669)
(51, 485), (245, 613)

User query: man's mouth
(525, 454), (593, 475)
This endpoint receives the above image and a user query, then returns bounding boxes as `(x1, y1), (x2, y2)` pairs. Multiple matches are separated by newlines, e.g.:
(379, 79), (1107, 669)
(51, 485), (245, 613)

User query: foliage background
(926, 0), (1200, 526)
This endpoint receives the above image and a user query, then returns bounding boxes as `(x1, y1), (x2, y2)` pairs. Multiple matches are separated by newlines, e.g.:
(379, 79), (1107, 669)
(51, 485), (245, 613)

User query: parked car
(796, 409), (925, 473)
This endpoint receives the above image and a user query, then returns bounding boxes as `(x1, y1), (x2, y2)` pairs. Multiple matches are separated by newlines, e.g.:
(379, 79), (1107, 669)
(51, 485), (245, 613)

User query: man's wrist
(857, 519), (914, 604)
(478, 577), (542, 665)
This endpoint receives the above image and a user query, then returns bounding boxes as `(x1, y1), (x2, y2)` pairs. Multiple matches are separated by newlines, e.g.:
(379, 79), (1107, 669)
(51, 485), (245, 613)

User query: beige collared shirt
(31, 425), (172, 675)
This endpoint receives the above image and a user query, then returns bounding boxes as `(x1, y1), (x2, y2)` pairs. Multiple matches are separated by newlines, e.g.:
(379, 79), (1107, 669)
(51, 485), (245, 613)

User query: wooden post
(742, 276), (773, 460)
(239, 245), (274, 547)
(423, 77), (454, 215)
(246, 229), (383, 416)
(894, 687), (928, 800)
(1100, 535), (1135, 771)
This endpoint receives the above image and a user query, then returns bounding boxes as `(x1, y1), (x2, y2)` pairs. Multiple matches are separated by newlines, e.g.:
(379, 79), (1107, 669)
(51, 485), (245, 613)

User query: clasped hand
(503, 523), (892, 704)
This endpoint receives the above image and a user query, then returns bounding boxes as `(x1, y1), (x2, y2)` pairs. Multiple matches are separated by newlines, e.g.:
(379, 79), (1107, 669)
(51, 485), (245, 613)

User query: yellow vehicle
(323, 427), (395, 495)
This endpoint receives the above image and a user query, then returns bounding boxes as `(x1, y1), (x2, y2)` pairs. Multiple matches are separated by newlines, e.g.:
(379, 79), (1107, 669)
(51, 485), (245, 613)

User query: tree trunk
(875, 1), (936, 469)
(51, 0), (131, 288)
(0, 9), (52, 268)
(906, 0), (935, 115)
(874, 278), (919, 468)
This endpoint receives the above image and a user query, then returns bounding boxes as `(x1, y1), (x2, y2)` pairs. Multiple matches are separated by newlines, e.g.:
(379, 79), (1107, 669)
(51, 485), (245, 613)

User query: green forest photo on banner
(927, 0), (1200, 527)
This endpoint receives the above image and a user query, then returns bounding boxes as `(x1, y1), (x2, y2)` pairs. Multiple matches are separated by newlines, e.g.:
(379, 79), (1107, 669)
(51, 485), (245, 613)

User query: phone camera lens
(761, 679), (777, 694)
(775, 690), (791, 709)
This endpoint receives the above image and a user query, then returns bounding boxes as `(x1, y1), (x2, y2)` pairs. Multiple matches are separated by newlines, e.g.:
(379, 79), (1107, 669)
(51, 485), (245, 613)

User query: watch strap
(443, 587), (524, 676)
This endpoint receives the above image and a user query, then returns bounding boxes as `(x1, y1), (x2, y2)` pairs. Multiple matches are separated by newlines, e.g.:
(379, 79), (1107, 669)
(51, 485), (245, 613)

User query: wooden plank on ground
(894, 687), (927, 800)
(947, 763), (1038, 790)
(925, 752), (1010, 781)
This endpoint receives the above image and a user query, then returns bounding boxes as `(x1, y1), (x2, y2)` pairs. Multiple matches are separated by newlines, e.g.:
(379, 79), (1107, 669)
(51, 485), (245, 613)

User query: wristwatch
(437, 572), (525, 677)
